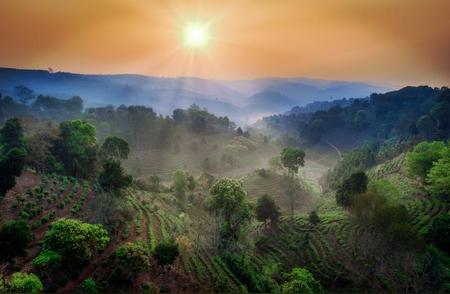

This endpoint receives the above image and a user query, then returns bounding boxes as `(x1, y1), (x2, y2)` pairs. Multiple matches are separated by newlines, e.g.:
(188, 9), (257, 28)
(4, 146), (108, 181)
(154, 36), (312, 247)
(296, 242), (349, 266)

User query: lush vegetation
(0, 85), (449, 292)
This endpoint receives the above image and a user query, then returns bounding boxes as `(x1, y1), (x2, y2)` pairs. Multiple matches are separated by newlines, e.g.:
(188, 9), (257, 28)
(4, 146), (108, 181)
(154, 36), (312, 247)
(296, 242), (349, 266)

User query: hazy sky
(1, 0), (449, 86)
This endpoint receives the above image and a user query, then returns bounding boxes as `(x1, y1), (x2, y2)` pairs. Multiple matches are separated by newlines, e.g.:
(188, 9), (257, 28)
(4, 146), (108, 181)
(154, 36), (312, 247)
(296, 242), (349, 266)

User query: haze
(1, 0), (449, 86)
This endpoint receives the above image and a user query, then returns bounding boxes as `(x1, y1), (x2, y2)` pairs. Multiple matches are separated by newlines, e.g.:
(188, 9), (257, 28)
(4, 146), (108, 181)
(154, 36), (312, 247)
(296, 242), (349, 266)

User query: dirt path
(322, 137), (343, 158)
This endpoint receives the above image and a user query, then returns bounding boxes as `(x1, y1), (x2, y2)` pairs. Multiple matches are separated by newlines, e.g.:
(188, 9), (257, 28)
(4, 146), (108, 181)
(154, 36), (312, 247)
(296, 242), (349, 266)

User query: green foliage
(55, 119), (99, 179)
(172, 170), (188, 208)
(187, 174), (196, 190)
(281, 267), (324, 294)
(425, 214), (450, 253)
(426, 157), (450, 199)
(336, 171), (368, 208)
(0, 117), (25, 149)
(386, 223), (426, 251)
(101, 135), (130, 160)
(0, 220), (33, 261)
(152, 239), (179, 267)
(283, 174), (302, 216)
(405, 141), (447, 181)
(10, 272), (43, 294)
(326, 142), (377, 190)
(208, 178), (254, 249)
(308, 211), (320, 225)
(255, 194), (280, 224)
(32, 250), (62, 272)
(0, 118), (27, 197)
(115, 241), (151, 278)
(352, 187), (425, 251)
(98, 159), (132, 192)
(280, 146), (305, 175)
(81, 278), (98, 294)
(43, 219), (110, 266)
(223, 252), (278, 293)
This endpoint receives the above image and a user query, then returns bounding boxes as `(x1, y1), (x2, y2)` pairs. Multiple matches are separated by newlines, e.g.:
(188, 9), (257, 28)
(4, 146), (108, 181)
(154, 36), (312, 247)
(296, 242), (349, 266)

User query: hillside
(0, 67), (389, 123)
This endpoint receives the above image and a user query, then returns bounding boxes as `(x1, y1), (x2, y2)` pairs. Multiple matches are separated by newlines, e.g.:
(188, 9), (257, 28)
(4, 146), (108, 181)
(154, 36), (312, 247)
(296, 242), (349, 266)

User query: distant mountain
(220, 78), (390, 105)
(244, 91), (297, 113)
(0, 67), (391, 123)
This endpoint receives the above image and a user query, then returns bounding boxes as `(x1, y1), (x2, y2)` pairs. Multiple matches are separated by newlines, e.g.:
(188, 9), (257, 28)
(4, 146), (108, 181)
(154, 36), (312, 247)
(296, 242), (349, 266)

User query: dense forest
(0, 85), (449, 293)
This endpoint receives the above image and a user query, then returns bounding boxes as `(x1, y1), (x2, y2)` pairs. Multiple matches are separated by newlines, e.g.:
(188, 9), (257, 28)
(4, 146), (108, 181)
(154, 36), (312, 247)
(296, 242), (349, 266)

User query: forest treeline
(264, 86), (450, 147)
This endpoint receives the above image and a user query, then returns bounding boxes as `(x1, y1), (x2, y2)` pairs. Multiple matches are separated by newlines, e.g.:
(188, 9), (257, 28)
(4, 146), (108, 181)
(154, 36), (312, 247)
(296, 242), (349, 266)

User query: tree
(55, 120), (99, 179)
(207, 178), (254, 250)
(115, 241), (151, 280)
(416, 115), (437, 140)
(173, 170), (188, 209)
(236, 127), (243, 136)
(10, 272), (43, 294)
(81, 278), (98, 294)
(172, 108), (186, 122)
(98, 159), (132, 192)
(14, 85), (34, 104)
(405, 141), (447, 182)
(255, 194), (280, 224)
(25, 124), (58, 173)
(281, 267), (325, 294)
(0, 220), (33, 262)
(101, 136), (130, 160)
(0, 118), (25, 149)
(32, 250), (62, 273)
(152, 239), (179, 267)
(283, 175), (302, 217)
(425, 214), (450, 253)
(42, 219), (110, 266)
(336, 171), (368, 208)
(308, 211), (320, 225)
(281, 147), (305, 176)
(430, 100), (450, 130)
(187, 174), (196, 191)
(426, 157), (450, 199)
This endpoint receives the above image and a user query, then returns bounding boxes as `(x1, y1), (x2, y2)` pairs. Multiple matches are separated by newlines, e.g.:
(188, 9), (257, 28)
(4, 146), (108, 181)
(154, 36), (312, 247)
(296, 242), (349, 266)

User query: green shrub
(32, 250), (62, 272)
(0, 220), (33, 261)
(10, 272), (43, 293)
(152, 239), (179, 267)
(281, 267), (324, 294)
(425, 214), (450, 253)
(81, 278), (98, 294)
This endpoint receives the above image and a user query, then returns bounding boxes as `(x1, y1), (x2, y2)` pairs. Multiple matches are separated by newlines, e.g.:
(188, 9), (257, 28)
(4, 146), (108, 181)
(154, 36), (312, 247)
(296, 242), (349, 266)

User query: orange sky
(1, 0), (449, 86)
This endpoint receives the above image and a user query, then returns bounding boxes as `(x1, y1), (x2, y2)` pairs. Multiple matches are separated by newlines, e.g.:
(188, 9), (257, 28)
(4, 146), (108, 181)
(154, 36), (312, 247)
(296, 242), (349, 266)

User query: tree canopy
(0, 220), (33, 261)
(281, 146), (305, 175)
(42, 219), (110, 266)
(207, 178), (254, 250)
(98, 159), (132, 192)
(255, 194), (280, 224)
(281, 267), (324, 294)
(55, 120), (99, 179)
(101, 135), (130, 160)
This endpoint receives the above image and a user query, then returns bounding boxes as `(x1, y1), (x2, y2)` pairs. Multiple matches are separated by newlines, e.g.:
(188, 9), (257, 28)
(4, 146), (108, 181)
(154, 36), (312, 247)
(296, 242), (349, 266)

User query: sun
(183, 23), (210, 49)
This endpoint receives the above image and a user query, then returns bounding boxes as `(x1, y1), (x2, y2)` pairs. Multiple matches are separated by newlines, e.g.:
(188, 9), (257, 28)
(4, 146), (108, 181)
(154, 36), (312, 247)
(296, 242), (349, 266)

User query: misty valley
(0, 75), (449, 293)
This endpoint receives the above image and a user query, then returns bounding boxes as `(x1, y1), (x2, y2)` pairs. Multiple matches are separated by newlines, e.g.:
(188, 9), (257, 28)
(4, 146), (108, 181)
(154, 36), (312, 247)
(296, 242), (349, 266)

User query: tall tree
(0, 117), (25, 149)
(101, 135), (130, 160)
(256, 194), (280, 224)
(281, 147), (305, 176)
(336, 171), (368, 208)
(207, 178), (254, 251)
(55, 120), (99, 179)
(98, 159), (132, 193)
(0, 220), (33, 262)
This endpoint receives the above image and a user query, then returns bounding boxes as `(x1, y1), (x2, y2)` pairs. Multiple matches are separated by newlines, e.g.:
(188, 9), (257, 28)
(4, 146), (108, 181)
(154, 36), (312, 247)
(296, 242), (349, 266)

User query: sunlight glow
(183, 23), (210, 48)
